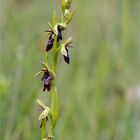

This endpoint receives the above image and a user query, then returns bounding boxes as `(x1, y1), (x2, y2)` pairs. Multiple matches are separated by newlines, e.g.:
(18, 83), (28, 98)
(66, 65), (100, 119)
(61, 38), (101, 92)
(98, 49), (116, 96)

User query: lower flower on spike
(37, 99), (51, 120)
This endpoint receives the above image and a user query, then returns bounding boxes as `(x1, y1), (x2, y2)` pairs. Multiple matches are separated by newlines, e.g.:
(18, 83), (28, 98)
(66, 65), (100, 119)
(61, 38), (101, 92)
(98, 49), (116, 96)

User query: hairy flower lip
(41, 70), (53, 92)
(46, 38), (54, 52)
(43, 76), (52, 91)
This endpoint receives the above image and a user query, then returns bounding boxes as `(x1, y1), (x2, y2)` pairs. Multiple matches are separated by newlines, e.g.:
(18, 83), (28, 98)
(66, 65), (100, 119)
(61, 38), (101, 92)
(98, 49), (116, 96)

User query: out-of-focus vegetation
(0, 0), (140, 140)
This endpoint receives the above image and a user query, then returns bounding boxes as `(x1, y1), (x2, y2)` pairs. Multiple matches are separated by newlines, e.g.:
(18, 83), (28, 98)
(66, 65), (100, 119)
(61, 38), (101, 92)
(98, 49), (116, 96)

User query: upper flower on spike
(54, 23), (66, 42)
(60, 37), (72, 64)
(45, 23), (66, 52)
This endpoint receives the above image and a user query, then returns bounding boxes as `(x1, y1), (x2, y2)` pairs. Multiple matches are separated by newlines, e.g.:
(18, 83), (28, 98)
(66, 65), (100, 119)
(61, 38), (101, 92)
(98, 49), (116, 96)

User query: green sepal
(49, 69), (56, 78)
(60, 44), (67, 56)
(48, 23), (54, 30)
(64, 37), (72, 46)
(48, 23), (57, 35)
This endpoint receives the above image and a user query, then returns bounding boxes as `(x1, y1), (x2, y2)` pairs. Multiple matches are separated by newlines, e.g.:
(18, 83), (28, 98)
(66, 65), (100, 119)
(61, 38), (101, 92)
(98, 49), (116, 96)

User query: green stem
(45, 52), (49, 66)
(52, 52), (58, 72)
(48, 37), (59, 140)
(41, 118), (46, 139)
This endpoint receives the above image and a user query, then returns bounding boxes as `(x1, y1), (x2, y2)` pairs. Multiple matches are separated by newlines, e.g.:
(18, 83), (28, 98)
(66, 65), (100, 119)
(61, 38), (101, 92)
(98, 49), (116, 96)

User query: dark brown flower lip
(46, 37), (54, 52)
(41, 70), (53, 92)
(63, 42), (73, 64)
(57, 25), (63, 41)
(63, 47), (70, 64)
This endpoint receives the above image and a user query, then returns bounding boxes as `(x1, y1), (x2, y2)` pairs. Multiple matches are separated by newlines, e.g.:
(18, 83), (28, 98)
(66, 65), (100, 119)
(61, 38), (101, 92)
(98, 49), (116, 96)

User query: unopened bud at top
(62, 0), (72, 13)
(65, 0), (72, 9)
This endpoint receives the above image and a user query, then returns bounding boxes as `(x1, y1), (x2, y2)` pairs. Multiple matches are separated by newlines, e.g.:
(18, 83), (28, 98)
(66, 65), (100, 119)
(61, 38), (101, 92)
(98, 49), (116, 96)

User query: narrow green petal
(35, 71), (43, 78)
(64, 37), (72, 46)
(41, 62), (47, 68)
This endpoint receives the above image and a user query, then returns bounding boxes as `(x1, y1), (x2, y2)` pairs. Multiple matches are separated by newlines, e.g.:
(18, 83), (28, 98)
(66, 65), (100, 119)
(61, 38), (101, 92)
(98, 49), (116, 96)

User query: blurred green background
(0, 0), (140, 140)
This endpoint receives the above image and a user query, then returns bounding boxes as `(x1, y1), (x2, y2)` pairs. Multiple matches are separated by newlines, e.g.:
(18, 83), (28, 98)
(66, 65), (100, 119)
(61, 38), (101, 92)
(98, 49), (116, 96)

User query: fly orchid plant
(35, 0), (75, 140)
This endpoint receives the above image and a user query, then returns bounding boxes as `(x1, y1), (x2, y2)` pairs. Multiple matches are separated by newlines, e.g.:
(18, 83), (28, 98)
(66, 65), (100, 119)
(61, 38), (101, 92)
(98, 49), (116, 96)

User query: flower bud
(64, 9), (70, 18)
(65, 0), (72, 8)
(62, 0), (72, 13)
(65, 0), (72, 9)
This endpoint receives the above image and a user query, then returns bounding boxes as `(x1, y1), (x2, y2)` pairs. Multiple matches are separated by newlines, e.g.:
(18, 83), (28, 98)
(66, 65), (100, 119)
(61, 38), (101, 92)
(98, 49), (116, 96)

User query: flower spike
(36, 0), (74, 139)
